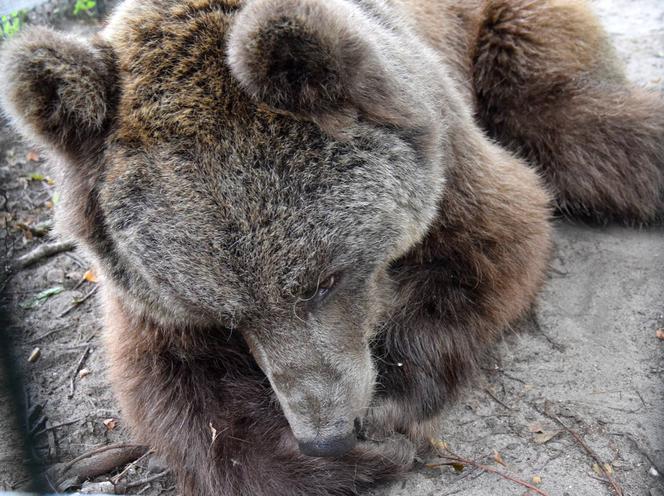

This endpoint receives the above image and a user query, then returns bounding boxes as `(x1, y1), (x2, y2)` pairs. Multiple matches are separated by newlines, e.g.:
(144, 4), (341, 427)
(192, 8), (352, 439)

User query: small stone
(28, 347), (41, 363)
(78, 368), (91, 379)
(649, 466), (660, 478)
(103, 418), (118, 431)
(45, 268), (64, 283)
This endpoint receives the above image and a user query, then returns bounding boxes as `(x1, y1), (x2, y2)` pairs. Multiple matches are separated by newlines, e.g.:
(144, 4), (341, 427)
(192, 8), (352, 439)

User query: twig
(68, 347), (91, 399)
(111, 449), (154, 484)
(530, 313), (566, 352)
(121, 469), (171, 489)
(57, 286), (99, 319)
(14, 240), (76, 269)
(33, 417), (83, 437)
(540, 406), (624, 496)
(27, 326), (72, 345)
(483, 387), (513, 410)
(429, 441), (550, 496)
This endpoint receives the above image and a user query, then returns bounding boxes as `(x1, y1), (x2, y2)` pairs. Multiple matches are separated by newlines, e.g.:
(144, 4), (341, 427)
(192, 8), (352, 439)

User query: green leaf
(1, 11), (24, 38)
(20, 286), (65, 309)
(52, 191), (61, 205)
(73, 0), (96, 15)
(27, 172), (45, 182)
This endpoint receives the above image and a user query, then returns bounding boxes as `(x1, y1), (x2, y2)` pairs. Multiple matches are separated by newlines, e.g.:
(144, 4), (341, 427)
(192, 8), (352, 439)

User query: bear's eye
(314, 273), (339, 301)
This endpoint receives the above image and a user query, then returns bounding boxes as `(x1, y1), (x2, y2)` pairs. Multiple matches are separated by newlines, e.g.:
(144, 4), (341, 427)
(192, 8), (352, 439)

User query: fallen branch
(14, 240), (76, 269)
(49, 443), (148, 492)
(539, 404), (624, 496)
(429, 440), (550, 496)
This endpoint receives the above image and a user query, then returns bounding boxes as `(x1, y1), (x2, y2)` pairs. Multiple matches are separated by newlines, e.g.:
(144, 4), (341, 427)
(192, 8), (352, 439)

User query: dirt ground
(0, 1), (663, 495)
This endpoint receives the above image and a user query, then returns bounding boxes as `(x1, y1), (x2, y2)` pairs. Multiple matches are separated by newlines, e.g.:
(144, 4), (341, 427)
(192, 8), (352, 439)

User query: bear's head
(1, 0), (460, 457)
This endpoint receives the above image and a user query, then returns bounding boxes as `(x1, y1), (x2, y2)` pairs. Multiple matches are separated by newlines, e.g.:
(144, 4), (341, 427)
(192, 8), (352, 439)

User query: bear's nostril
(298, 431), (357, 458)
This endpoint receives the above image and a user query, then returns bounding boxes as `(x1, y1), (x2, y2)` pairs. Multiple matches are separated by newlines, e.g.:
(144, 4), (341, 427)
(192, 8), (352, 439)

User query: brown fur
(472, 0), (664, 223)
(0, 0), (662, 494)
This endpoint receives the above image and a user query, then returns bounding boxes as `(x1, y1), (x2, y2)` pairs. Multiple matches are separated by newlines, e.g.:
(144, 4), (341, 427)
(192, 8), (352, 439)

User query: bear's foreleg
(370, 136), (552, 440)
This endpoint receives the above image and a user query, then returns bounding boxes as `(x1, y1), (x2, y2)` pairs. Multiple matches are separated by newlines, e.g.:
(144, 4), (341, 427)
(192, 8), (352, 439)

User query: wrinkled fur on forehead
(103, 0), (453, 152)
(100, 120), (433, 326)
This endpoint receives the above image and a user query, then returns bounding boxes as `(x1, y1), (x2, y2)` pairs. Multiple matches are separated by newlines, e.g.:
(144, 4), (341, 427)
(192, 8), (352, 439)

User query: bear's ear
(227, 0), (411, 127)
(0, 27), (117, 156)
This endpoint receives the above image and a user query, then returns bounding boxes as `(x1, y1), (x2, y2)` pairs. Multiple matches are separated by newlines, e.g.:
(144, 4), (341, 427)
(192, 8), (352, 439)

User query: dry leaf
(603, 463), (613, 475)
(451, 462), (464, 473)
(493, 449), (507, 467)
(656, 329), (664, 341)
(27, 172), (45, 181)
(534, 430), (561, 444)
(529, 422), (544, 433)
(532, 475), (542, 485)
(26, 150), (40, 162)
(83, 270), (98, 283)
(28, 347), (41, 363)
(103, 418), (117, 431)
(592, 463), (602, 475)
(79, 368), (91, 379)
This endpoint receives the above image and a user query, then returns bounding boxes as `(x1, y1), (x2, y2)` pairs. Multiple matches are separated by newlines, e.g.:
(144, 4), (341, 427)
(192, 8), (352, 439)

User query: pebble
(28, 347), (41, 363)
(45, 268), (65, 283)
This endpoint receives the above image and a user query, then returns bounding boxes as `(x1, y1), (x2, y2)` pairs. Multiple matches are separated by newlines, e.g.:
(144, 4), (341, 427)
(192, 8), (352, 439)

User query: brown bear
(1, 0), (662, 494)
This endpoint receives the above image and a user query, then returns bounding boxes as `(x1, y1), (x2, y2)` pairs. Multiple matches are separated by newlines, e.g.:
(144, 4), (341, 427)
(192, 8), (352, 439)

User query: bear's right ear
(227, 0), (422, 129)
(0, 27), (117, 157)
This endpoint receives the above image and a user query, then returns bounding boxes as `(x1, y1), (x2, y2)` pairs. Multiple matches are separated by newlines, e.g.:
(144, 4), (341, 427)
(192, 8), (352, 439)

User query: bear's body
(1, 0), (662, 494)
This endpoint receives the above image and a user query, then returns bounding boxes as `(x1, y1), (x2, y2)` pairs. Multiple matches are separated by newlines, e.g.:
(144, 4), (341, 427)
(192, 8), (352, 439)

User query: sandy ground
(0, 1), (663, 495)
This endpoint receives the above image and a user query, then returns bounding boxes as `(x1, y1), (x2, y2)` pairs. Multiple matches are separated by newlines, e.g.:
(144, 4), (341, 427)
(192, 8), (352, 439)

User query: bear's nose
(298, 431), (357, 458)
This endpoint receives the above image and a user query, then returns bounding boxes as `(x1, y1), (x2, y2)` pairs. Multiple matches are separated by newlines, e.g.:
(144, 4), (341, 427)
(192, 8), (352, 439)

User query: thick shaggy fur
(1, 0), (662, 494)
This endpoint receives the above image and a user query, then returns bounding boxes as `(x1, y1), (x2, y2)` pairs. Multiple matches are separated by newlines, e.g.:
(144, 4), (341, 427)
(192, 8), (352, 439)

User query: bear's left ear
(227, 0), (420, 129)
(0, 26), (117, 157)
